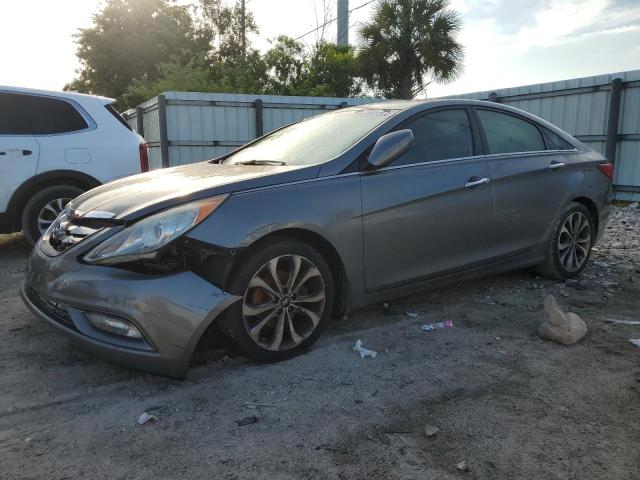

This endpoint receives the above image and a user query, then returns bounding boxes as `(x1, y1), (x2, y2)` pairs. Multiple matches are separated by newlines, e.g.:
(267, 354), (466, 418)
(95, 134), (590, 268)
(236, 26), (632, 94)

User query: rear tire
(21, 185), (84, 246)
(537, 202), (594, 280)
(223, 238), (334, 362)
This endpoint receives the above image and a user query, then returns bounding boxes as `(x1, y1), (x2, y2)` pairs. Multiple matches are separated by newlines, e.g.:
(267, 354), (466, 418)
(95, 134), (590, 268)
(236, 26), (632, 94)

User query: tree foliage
(65, 0), (210, 107)
(358, 0), (463, 99)
(66, 0), (463, 108)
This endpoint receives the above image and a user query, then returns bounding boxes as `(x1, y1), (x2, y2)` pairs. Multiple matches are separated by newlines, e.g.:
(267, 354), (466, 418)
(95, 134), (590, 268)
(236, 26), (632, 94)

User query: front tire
(537, 202), (594, 280)
(21, 185), (84, 246)
(224, 238), (334, 362)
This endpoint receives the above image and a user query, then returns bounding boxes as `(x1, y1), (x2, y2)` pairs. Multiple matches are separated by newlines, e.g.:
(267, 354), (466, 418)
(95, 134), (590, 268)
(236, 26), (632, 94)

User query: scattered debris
(456, 460), (470, 472)
(421, 320), (453, 332)
(424, 425), (439, 437)
(382, 302), (390, 309)
(405, 311), (418, 318)
(630, 339), (640, 348)
(558, 288), (570, 298)
(353, 339), (377, 359)
(539, 295), (587, 345)
(235, 415), (258, 427)
(8, 324), (30, 332)
(136, 412), (158, 425)
(244, 402), (276, 409)
(606, 319), (640, 325)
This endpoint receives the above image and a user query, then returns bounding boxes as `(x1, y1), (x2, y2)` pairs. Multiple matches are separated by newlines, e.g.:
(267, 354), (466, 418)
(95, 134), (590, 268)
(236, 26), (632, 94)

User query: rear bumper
(22, 242), (240, 378)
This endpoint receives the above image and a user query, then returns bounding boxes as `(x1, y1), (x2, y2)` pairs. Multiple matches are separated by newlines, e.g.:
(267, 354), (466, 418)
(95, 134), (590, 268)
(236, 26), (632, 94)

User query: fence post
(605, 77), (623, 168)
(135, 106), (144, 137)
(254, 99), (264, 138)
(157, 94), (170, 168)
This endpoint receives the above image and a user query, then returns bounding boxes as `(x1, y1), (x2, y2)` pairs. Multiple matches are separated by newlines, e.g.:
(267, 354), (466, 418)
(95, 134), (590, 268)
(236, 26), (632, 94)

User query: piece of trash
(136, 412), (158, 425)
(630, 339), (640, 348)
(382, 302), (390, 309)
(421, 320), (453, 332)
(606, 319), (640, 325)
(424, 425), (439, 437)
(9, 324), (30, 332)
(539, 295), (587, 345)
(405, 311), (418, 318)
(235, 415), (258, 426)
(599, 280), (618, 288)
(456, 460), (469, 472)
(353, 339), (377, 358)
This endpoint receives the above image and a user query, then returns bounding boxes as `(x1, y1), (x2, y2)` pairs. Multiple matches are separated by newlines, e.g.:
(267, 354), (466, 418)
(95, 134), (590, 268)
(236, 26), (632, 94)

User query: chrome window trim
(0, 91), (97, 137)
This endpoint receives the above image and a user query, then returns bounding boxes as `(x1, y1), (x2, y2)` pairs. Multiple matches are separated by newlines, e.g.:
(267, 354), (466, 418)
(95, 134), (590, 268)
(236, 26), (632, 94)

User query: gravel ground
(1, 204), (639, 480)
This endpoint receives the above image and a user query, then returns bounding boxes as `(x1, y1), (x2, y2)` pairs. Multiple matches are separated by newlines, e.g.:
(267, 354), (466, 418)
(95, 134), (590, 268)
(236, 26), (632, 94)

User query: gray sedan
(21, 99), (612, 377)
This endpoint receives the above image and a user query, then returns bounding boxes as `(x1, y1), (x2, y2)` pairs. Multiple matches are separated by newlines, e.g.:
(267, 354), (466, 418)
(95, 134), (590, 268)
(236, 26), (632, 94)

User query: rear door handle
(549, 161), (565, 170)
(22, 149), (32, 156)
(465, 177), (490, 188)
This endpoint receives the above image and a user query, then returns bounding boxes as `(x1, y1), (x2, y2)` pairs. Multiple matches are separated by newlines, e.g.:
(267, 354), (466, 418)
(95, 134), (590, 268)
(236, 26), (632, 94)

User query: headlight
(84, 195), (227, 265)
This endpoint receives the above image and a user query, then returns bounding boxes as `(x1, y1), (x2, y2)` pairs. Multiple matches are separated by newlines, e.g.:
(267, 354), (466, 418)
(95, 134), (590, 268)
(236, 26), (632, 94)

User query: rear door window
(0, 92), (89, 135)
(477, 109), (545, 155)
(393, 109), (474, 166)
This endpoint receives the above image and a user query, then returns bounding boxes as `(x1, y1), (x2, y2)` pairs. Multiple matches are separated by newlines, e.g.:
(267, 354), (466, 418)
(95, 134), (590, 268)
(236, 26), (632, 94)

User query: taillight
(597, 163), (613, 182)
(139, 142), (149, 173)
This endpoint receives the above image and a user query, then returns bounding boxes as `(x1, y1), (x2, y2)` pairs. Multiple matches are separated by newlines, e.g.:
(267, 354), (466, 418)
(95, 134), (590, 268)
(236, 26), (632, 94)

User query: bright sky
(1, 0), (639, 98)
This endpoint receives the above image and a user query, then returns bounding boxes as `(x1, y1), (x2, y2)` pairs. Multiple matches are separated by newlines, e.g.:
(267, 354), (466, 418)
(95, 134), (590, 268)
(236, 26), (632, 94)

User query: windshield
(224, 108), (397, 166)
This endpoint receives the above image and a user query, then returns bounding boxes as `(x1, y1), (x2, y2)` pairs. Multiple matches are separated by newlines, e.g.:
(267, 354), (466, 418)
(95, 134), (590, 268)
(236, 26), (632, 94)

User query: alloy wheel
(37, 198), (72, 234)
(242, 254), (326, 351)
(558, 211), (591, 272)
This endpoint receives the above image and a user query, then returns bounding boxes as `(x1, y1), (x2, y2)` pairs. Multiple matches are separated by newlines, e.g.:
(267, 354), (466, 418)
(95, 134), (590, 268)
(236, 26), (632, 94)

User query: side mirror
(367, 129), (414, 169)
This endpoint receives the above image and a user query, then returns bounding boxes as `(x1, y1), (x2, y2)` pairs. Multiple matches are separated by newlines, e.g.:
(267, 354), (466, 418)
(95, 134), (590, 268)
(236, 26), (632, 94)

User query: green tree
(263, 36), (308, 95)
(306, 42), (362, 97)
(65, 0), (210, 108)
(358, 0), (463, 99)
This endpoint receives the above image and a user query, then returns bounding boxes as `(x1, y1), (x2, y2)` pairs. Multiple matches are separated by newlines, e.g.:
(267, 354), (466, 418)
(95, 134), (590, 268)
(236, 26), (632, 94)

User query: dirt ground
(1, 204), (639, 480)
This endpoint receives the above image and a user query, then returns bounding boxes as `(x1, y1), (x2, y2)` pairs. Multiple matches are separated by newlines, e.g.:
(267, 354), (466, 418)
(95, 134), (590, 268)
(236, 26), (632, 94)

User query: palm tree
(358, 0), (463, 99)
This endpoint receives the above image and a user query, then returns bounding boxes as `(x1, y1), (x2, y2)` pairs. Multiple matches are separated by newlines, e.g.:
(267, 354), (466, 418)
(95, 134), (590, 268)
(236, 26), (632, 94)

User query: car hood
(69, 161), (317, 221)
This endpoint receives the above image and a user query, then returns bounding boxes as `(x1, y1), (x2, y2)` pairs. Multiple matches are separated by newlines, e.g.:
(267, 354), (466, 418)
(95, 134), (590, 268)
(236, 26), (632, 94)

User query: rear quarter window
(0, 92), (89, 135)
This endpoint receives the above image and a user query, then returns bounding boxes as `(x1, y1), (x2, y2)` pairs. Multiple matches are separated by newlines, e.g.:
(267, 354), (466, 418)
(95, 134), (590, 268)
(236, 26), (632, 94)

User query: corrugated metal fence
(447, 70), (640, 201)
(123, 92), (374, 170)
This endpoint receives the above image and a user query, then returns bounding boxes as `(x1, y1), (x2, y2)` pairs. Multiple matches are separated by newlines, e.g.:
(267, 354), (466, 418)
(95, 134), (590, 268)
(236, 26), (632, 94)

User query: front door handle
(549, 161), (565, 170)
(465, 177), (490, 188)
(22, 149), (32, 156)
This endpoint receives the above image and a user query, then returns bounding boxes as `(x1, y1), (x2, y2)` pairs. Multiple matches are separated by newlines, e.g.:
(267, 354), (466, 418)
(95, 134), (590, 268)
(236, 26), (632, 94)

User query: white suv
(0, 86), (147, 244)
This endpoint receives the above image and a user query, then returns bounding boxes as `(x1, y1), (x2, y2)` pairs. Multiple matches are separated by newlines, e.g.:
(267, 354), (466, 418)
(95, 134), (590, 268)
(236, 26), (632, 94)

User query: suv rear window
(105, 104), (133, 131)
(0, 92), (89, 135)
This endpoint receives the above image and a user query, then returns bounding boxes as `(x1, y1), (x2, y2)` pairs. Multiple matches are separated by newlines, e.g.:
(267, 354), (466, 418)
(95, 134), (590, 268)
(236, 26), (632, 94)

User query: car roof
(0, 85), (115, 105)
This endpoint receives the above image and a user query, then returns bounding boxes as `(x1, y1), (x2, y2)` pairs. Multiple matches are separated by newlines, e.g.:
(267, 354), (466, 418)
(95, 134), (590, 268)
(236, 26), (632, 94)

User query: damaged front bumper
(21, 236), (240, 378)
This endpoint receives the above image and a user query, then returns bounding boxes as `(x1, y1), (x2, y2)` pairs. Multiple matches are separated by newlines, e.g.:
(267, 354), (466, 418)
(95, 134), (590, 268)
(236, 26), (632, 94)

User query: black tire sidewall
(550, 203), (594, 279)
(21, 185), (84, 246)
(225, 238), (334, 362)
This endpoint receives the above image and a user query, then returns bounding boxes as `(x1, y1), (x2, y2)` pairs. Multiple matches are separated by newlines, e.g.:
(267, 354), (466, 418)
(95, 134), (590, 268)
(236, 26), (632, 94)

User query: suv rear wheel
(21, 185), (84, 246)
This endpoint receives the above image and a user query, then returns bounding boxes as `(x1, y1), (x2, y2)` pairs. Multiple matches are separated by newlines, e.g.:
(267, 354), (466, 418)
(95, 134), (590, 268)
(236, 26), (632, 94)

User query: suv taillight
(139, 142), (149, 173)
(597, 163), (614, 182)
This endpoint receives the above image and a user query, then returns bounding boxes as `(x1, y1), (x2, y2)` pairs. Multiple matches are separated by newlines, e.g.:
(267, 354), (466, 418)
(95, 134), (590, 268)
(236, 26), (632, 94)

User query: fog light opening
(86, 312), (143, 339)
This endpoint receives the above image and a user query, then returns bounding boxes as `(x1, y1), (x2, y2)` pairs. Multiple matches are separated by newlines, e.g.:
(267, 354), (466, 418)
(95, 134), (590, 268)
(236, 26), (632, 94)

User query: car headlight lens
(84, 196), (227, 264)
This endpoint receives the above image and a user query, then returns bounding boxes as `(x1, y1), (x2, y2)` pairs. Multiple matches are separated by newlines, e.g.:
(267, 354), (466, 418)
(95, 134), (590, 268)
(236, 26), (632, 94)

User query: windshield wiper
(234, 160), (286, 166)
